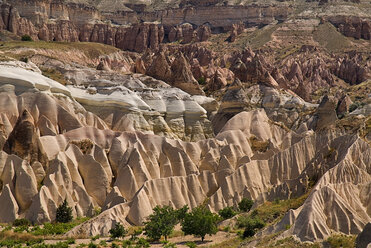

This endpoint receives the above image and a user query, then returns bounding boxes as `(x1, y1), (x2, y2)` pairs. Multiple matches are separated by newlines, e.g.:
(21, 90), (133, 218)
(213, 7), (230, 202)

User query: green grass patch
(29, 217), (90, 236)
(243, 25), (278, 49)
(326, 234), (356, 248)
(252, 192), (310, 224)
(313, 22), (352, 52)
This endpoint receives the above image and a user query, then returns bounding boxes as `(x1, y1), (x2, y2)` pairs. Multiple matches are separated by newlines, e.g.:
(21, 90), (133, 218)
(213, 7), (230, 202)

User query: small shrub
(109, 223), (127, 239)
(238, 198), (254, 212)
(241, 217), (265, 238)
(163, 242), (176, 248)
(56, 200), (73, 223)
(250, 209), (259, 217)
(218, 207), (237, 219)
(99, 240), (107, 246)
(14, 225), (29, 233)
(94, 207), (102, 216)
(21, 34), (33, 41)
(130, 227), (142, 241)
(122, 239), (132, 248)
(136, 238), (150, 248)
(30, 219), (88, 236)
(88, 242), (98, 248)
(13, 218), (31, 227)
(185, 241), (197, 248)
(111, 243), (119, 248)
(67, 238), (75, 244)
(20, 57), (29, 63)
(91, 235), (100, 241)
(198, 77), (206, 85)
(53, 241), (69, 248)
(349, 102), (360, 113)
(242, 225), (255, 238)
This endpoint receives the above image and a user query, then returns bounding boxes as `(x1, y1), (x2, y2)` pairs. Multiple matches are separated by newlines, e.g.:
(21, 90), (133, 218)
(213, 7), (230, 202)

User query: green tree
(218, 207), (237, 219)
(238, 198), (254, 212)
(109, 223), (127, 239)
(181, 205), (220, 242)
(56, 200), (73, 223)
(143, 205), (179, 241)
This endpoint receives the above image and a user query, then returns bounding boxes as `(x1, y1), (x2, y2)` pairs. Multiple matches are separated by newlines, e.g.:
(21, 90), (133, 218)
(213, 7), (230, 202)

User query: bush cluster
(237, 215), (265, 238)
(21, 34), (33, 41)
(13, 219), (31, 227)
(109, 223), (127, 239)
(238, 198), (254, 212)
(218, 207), (237, 219)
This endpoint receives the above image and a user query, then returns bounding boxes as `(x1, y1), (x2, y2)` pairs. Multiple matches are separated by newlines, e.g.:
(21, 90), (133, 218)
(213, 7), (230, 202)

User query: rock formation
(0, 0), (370, 246)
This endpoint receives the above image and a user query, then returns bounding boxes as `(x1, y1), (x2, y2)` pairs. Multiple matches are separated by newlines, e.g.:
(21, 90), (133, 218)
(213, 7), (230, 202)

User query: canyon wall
(1, 0), (370, 53)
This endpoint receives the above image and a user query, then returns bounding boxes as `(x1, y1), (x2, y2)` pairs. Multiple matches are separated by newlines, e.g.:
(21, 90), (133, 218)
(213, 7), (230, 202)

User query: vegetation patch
(70, 139), (94, 155)
(251, 192), (310, 224)
(182, 205), (221, 242)
(326, 234), (356, 248)
(249, 136), (269, 153)
(0, 230), (43, 247)
(313, 22), (352, 52)
(238, 198), (254, 212)
(29, 218), (89, 236)
(41, 67), (69, 86)
(56, 200), (73, 223)
(218, 207), (237, 220)
(109, 223), (127, 239)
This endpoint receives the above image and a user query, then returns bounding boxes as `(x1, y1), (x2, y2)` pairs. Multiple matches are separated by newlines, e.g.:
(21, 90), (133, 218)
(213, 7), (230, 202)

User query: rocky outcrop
(147, 51), (172, 82)
(168, 23), (211, 43)
(333, 18), (371, 40)
(312, 95), (338, 130)
(146, 51), (204, 95)
(228, 22), (244, 42)
(332, 52), (370, 85)
(336, 94), (353, 116)
(170, 52), (204, 95)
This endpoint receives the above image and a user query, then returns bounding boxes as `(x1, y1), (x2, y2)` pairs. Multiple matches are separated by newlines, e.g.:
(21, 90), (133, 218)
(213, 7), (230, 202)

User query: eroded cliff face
(0, 0), (293, 51)
(0, 54), (369, 242)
